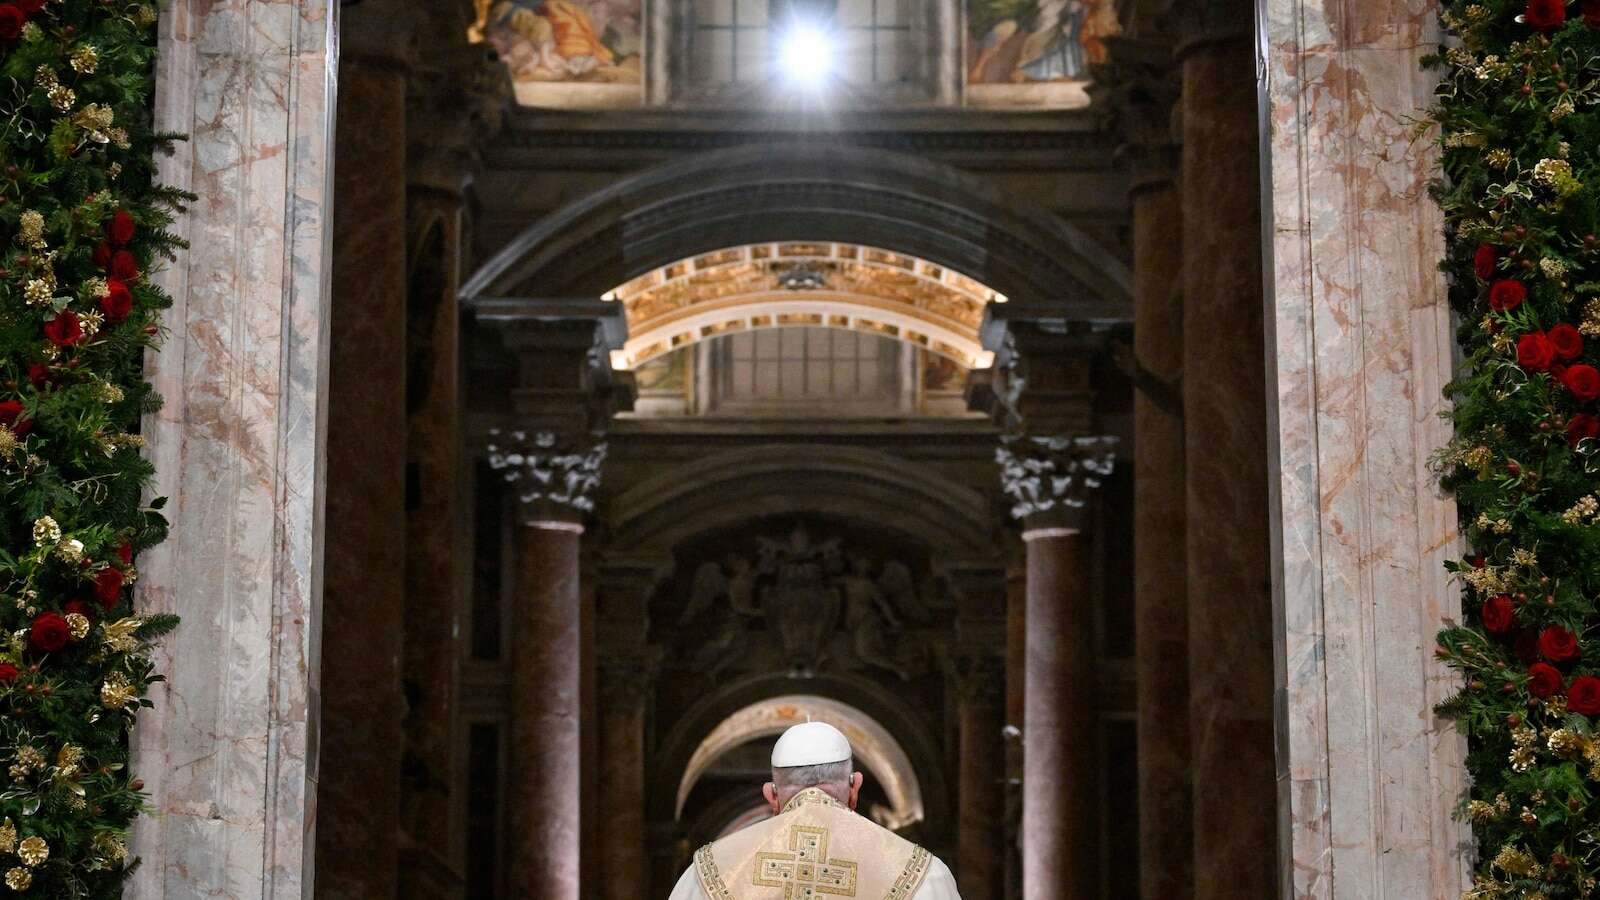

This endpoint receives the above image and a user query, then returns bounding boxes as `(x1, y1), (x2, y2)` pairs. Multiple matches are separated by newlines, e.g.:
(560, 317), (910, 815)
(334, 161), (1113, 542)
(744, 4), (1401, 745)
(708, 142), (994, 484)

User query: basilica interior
(288, 0), (1257, 896)
(313, 0), (1266, 897)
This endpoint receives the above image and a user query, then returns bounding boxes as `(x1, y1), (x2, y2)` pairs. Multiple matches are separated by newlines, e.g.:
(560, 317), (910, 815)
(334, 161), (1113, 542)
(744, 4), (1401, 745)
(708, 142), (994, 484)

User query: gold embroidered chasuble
(692, 788), (935, 900)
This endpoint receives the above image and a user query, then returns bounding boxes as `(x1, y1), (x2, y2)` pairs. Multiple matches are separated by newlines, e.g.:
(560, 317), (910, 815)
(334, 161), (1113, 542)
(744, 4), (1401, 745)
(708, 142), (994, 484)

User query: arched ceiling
(461, 143), (1131, 322)
(609, 241), (1005, 369)
(675, 694), (925, 831)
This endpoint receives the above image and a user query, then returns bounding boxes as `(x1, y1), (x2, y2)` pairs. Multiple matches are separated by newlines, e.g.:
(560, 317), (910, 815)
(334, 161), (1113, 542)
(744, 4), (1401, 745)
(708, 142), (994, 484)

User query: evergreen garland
(0, 0), (182, 895)
(1432, 1), (1600, 896)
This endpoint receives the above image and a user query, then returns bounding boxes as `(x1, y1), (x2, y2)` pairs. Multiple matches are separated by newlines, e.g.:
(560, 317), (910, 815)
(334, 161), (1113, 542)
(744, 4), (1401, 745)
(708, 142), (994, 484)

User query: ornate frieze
(672, 524), (936, 681)
(485, 429), (607, 519)
(996, 434), (1118, 522)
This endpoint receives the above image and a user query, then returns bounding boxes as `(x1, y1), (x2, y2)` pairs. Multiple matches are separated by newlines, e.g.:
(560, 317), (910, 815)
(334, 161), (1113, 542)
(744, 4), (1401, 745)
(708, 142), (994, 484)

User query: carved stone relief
(667, 524), (939, 681)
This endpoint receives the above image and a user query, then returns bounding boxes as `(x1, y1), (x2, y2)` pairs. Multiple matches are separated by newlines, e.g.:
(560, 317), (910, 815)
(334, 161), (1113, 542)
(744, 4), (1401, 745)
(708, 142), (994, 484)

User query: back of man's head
(763, 722), (863, 813)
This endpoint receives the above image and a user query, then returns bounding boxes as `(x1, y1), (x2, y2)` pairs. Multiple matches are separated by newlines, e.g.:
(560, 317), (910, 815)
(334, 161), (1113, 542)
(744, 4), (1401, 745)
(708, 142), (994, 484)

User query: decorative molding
(484, 429), (607, 518)
(996, 434), (1118, 522)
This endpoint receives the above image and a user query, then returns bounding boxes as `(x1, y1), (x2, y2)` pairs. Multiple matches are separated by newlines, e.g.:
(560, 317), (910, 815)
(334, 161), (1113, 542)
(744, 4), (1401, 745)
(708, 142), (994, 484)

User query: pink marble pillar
(1180, 24), (1276, 900)
(489, 428), (606, 900)
(999, 433), (1114, 900)
(1260, 0), (1471, 895)
(129, 1), (336, 896)
(509, 519), (583, 900)
(317, 28), (410, 898)
(950, 652), (1006, 900)
(598, 654), (657, 900)
(1021, 526), (1097, 900)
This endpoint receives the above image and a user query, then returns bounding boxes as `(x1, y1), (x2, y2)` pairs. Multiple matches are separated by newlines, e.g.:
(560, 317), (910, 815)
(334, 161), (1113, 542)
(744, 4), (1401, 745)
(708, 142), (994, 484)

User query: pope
(668, 722), (963, 899)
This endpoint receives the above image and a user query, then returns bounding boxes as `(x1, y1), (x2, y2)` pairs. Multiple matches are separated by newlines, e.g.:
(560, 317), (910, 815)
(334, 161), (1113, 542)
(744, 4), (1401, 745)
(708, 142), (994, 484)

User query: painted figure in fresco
(967, 0), (1117, 84)
(481, 0), (641, 83)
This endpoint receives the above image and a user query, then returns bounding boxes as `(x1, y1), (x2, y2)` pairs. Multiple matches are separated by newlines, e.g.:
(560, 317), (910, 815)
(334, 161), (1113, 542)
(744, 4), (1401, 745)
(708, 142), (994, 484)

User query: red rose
(1563, 364), (1600, 401)
(1569, 413), (1600, 448)
(25, 363), (49, 392)
(63, 599), (93, 621)
(1474, 245), (1498, 280)
(117, 541), (133, 565)
(28, 612), (70, 653)
(1542, 625), (1581, 662)
(1570, 676), (1600, 714)
(0, 399), (31, 437)
(1489, 279), (1527, 312)
(0, 5), (23, 41)
(91, 240), (113, 271)
(1585, 0), (1600, 26)
(0, 662), (17, 684)
(1483, 595), (1516, 635)
(94, 567), (125, 610)
(1518, 331), (1557, 372)
(105, 209), (135, 245)
(14, 0), (39, 12)
(43, 310), (82, 347)
(101, 279), (133, 322)
(1551, 323), (1585, 360)
(1526, 0), (1568, 28)
(110, 250), (139, 281)
(1529, 662), (1566, 697)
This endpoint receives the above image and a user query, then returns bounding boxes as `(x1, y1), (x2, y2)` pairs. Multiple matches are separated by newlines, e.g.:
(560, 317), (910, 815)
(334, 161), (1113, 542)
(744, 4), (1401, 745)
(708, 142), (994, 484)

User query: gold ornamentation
(752, 824), (858, 897)
(883, 846), (931, 900)
(694, 845), (734, 900)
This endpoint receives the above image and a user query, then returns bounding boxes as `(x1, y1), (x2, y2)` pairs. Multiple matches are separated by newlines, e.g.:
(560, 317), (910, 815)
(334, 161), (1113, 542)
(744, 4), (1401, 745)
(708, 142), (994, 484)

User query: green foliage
(0, 0), (180, 895)
(1430, 2), (1600, 896)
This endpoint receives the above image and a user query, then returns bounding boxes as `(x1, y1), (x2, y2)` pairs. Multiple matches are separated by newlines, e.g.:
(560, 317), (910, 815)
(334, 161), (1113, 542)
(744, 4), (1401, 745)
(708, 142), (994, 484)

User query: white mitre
(770, 721), (852, 768)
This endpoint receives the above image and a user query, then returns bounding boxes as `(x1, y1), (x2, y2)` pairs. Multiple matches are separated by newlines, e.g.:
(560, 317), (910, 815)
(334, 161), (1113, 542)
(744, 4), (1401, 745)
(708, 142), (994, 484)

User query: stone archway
(460, 141), (1132, 323)
(675, 693), (928, 829)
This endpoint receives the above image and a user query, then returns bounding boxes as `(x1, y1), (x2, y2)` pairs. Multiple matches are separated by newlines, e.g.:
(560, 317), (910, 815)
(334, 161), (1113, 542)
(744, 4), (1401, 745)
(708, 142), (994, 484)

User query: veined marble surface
(1260, 0), (1472, 896)
(129, 0), (336, 896)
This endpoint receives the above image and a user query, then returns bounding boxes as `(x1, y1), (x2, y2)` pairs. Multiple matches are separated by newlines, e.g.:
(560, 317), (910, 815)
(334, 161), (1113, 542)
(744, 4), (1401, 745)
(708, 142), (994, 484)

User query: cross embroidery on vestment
(752, 824), (859, 898)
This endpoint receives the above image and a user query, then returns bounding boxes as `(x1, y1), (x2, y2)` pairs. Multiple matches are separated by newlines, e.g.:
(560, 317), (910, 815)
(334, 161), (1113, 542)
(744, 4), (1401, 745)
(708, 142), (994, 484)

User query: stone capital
(997, 434), (1118, 530)
(486, 429), (607, 523)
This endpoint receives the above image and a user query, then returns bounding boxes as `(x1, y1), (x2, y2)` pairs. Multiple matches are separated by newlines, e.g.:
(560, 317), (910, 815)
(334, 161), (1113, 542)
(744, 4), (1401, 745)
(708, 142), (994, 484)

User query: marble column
(1260, 1), (1471, 896)
(489, 430), (607, 900)
(316, 2), (416, 895)
(598, 652), (659, 900)
(999, 435), (1116, 900)
(1106, 49), (1193, 900)
(128, 1), (335, 897)
(949, 651), (1006, 900)
(1178, 13), (1276, 899)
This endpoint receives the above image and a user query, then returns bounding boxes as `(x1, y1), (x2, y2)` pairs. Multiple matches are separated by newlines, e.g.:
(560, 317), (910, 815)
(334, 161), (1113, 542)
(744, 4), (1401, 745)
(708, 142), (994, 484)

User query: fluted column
(598, 651), (660, 900)
(1178, 11), (1276, 898)
(999, 435), (1117, 900)
(489, 430), (608, 900)
(949, 650), (1006, 900)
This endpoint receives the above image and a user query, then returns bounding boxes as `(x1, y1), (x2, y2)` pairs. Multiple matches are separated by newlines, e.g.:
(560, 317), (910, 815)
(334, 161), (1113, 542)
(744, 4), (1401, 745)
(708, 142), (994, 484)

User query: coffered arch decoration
(605, 444), (996, 557)
(607, 241), (1001, 369)
(675, 694), (925, 830)
(461, 143), (1131, 322)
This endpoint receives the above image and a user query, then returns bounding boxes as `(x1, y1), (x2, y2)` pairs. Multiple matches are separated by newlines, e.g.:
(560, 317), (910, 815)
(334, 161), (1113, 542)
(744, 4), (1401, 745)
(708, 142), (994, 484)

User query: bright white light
(778, 23), (834, 87)
(608, 349), (632, 371)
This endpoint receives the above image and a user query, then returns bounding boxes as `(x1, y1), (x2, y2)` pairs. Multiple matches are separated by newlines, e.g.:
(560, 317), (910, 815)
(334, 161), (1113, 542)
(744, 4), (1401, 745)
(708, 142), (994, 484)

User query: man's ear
(847, 772), (863, 810)
(763, 782), (781, 815)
